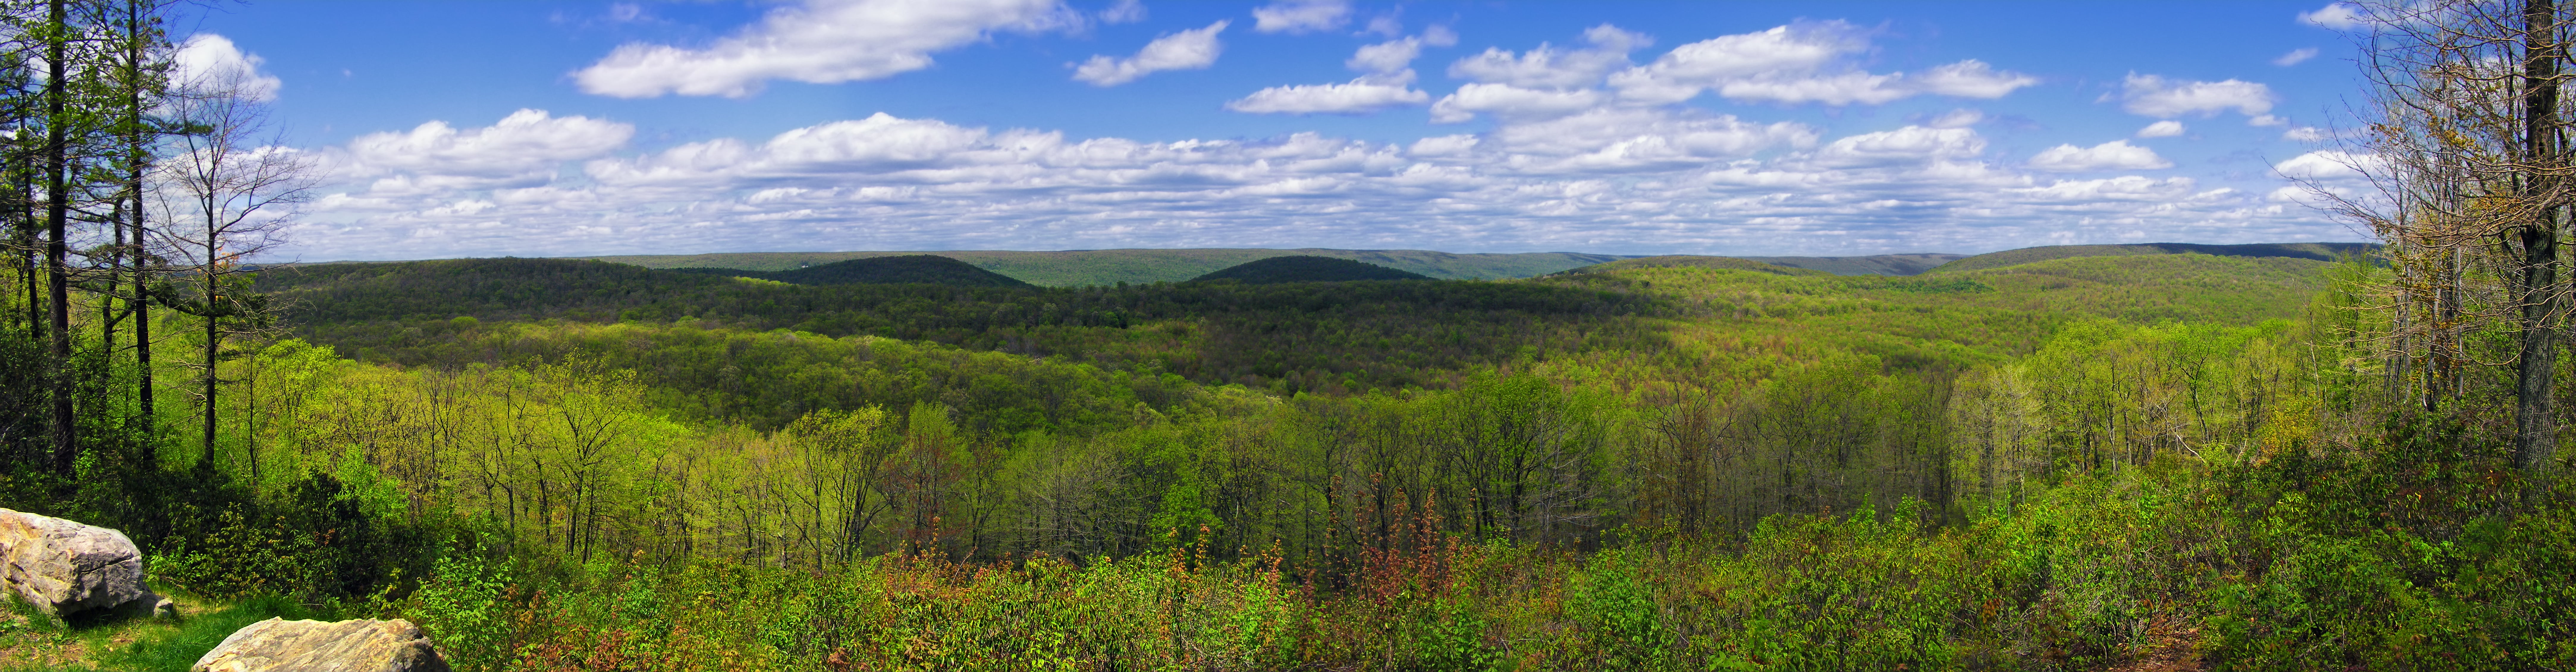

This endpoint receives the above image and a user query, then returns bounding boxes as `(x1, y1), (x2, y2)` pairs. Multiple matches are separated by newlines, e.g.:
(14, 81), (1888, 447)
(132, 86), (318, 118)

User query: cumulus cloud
(1430, 84), (1603, 123)
(1448, 24), (1649, 89)
(338, 110), (634, 187)
(2274, 47), (2319, 66)
(2283, 126), (2329, 141)
(2300, 3), (2364, 29)
(290, 106), (2346, 260)
(1808, 125), (1986, 169)
(1074, 20), (1228, 86)
(2027, 140), (2173, 172)
(1608, 22), (2034, 105)
(173, 34), (283, 101)
(2274, 150), (2380, 181)
(1228, 81), (1429, 114)
(1229, 32), (1435, 114)
(1252, 0), (1349, 34)
(1911, 60), (2040, 98)
(2137, 120), (2186, 138)
(574, 0), (1076, 98)
(2118, 74), (2276, 118)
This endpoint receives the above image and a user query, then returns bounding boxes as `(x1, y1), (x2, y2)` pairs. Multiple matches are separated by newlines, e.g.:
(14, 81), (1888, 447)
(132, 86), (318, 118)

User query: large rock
(0, 508), (162, 617)
(192, 618), (451, 672)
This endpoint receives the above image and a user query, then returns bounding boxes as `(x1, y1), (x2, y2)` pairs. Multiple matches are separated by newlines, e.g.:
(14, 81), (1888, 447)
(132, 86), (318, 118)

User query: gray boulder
(191, 618), (451, 672)
(0, 508), (160, 617)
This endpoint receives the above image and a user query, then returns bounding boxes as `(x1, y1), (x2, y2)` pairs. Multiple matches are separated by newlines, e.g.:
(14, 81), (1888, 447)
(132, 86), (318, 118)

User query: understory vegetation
(6, 249), (2572, 671)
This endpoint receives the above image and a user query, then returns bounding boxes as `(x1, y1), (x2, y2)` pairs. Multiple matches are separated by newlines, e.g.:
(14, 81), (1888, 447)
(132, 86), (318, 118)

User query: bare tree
(153, 61), (307, 469)
(2315, 0), (2571, 496)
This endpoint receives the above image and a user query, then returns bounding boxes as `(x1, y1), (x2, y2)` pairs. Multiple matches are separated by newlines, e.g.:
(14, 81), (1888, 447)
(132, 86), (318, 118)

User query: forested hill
(575, 248), (1634, 285)
(666, 254), (1033, 287)
(1188, 256), (1432, 283)
(1735, 253), (1966, 276)
(1929, 241), (2379, 273)
(256, 253), (2335, 421)
(1556, 255), (1828, 276)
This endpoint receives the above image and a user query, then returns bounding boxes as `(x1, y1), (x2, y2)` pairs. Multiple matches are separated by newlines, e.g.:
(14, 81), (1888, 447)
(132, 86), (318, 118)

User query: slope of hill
(1190, 256), (1433, 284)
(1736, 253), (1967, 276)
(576, 248), (1629, 286)
(1928, 242), (2377, 273)
(1556, 255), (1829, 276)
(671, 255), (1032, 287)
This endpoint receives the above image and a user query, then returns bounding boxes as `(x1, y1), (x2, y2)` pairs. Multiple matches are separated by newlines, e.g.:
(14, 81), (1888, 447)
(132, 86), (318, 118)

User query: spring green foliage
(1186, 256), (1431, 284)
(1558, 255), (1829, 276)
(665, 254), (1034, 288)
(5, 250), (2573, 670)
(1733, 252), (1967, 276)
(574, 248), (1634, 285)
(1927, 241), (2378, 274)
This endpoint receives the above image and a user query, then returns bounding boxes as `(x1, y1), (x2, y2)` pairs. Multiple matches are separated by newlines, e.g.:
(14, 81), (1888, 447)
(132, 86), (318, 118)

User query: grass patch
(3, 595), (310, 672)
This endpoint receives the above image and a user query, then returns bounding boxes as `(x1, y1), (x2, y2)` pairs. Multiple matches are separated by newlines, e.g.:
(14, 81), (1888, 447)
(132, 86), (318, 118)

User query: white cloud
(1609, 22), (2034, 105)
(1073, 20), (1228, 86)
(2137, 120), (2186, 138)
(2275, 150), (2380, 180)
(1430, 84), (1603, 123)
(1809, 125), (1986, 169)
(1252, 0), (1349, 34)
(1349, 37), (1425, 73)
(574, 0), (1076, 98)
(1228, 81), (1429, 114)
(2250, 114), (2289, 127)
(1911, 60), (2039, 98)
(1101, 0), (1145, 23)
(2274, 47), (2319, 66)
(2118, 74), (2276, 118)
(2300, 3), (2364, 29)
(173, 34), (283, 101)
(2283, 126), (2329, 141)
(1448, 24), (1649, 89)
(1230, 33), (1433, 114)
(1408, 134), (1479, 157)
(340, 110), (634, 186)
(2027, 140), (2173, 172)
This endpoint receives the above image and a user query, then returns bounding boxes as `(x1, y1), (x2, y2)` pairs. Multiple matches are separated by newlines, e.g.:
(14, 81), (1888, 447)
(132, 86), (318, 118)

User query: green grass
(1, 594), (312, 672)
(572, 248), (1633, 285)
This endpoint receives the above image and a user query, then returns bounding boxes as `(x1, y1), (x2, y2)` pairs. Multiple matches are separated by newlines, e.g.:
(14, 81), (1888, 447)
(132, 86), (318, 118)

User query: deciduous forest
(0, 0), (2573, 671)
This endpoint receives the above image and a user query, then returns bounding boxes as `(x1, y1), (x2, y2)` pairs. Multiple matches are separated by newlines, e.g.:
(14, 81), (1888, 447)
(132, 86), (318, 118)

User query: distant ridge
(576, 248), (1629, 286)
(1928, 242), (2379, 274)
(1736, 253), (1967, 276)
(671, 255), (1032, 288)
(1556, 255), (1828, 276)
(1189, 256), (1432, 284)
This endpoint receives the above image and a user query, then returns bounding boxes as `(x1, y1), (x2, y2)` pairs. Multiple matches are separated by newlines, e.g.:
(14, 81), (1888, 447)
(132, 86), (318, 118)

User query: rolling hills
(1736, 253), (1967, 276)
(668, 254), (1032, 287)
(1188, 256), (1432, 284)
(576, 248), (1632, 286)
(1556, 255), (1829, 276)
(1927, 242), (2377, 273)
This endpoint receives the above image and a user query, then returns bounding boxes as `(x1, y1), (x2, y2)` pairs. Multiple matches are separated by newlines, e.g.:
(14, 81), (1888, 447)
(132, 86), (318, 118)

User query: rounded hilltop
(1188, 256), (1433, 284)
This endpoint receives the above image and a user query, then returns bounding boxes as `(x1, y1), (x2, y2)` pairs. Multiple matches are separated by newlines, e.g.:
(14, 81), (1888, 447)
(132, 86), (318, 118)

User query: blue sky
(186, 0), (2382, 260)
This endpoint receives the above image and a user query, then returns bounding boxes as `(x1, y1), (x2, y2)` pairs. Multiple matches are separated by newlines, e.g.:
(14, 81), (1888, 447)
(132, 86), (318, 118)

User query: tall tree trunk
(126, 0), (153, 448)
(2518, 0), (2565, 498)
(46, 0), (73, 477)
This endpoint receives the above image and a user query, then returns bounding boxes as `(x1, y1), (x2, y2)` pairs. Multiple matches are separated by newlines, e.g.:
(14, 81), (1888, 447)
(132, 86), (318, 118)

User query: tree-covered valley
(13, 241), (2574, 671)
(2, 0), (2574, 670)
